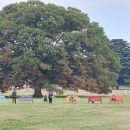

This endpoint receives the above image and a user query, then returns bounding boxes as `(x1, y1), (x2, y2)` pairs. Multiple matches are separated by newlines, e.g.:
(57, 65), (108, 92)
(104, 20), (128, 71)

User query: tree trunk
(33, 86), (43, 98)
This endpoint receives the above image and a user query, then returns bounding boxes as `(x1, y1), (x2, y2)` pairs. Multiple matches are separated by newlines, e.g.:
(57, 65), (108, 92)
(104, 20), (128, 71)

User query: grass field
(0, 96), (130, 130)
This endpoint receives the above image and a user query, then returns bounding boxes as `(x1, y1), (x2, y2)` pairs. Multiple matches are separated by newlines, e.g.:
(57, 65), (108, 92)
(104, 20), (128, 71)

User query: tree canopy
(0, 0), (120, 97)
(110, 39), (130, 86)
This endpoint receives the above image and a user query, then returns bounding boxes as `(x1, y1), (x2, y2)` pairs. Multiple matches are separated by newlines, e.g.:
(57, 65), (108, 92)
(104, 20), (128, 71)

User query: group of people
(11, 89), (53, 104)
(43, 91), (53, 103)
(11, 88), (127, 104)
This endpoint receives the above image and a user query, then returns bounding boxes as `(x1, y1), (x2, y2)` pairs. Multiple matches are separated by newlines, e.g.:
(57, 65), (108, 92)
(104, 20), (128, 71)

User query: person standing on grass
(12, 89), (17, 104)
(43, 91), (48, 102)
(123, 90), (127, 96)
(111, 95), (116, 103)
(48, 92), (53, 103)
(70, 94), (74, 103)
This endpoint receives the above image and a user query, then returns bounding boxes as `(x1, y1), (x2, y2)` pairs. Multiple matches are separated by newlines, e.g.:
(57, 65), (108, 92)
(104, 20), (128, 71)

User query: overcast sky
(0, 0), (130, 42)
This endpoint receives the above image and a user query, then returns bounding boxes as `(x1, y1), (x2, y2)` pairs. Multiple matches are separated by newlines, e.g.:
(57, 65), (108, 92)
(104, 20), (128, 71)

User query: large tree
(110, 39), (130, 86)
(0, 0), (120, 97)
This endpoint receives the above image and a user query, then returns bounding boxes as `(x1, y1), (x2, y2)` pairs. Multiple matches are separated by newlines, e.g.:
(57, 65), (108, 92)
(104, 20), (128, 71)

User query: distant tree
(0, 0), (120, 97)
(110, 39), (130, 86)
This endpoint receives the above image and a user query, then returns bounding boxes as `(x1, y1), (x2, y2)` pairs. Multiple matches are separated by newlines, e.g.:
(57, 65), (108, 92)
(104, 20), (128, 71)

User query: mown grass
(0, 96), (130, 130)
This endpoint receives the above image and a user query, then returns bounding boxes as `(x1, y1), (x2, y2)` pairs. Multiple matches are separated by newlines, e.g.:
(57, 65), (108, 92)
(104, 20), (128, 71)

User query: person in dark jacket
(12, 89), (17, 104)
(48, 92), (53, 103)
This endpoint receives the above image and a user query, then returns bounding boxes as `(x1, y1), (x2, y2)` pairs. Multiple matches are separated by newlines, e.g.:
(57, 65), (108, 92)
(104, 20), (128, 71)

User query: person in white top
(123, 90), (127, 96)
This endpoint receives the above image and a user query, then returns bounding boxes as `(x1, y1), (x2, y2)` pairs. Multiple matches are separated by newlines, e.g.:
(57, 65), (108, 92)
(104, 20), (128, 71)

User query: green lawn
(0, 96), (130, 130)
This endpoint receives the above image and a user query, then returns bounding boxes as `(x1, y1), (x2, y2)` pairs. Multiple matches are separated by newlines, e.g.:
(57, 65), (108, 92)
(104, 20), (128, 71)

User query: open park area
(1, 1), (130, 130)
(0, 95), (130, 130)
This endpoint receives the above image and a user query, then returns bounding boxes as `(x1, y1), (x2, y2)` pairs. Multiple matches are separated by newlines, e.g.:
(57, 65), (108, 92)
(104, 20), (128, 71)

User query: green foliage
(0, 0), (120, 96)
(110, 39), (130, 86)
